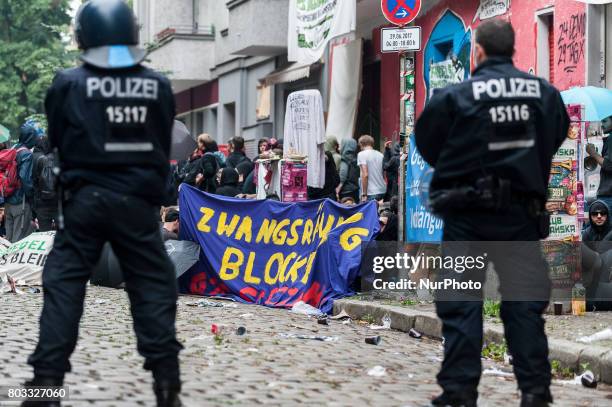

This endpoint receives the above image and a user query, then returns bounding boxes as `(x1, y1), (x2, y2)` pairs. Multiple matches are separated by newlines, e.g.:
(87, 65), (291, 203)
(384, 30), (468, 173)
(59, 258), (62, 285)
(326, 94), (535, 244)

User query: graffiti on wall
(423, 10), (472, 103)
(557, 13), (586, 74)
(429, 59), (465, 97)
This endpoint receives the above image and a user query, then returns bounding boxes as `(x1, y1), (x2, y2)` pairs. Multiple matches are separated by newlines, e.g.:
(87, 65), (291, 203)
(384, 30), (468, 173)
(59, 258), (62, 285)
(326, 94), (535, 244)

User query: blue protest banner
(178, 185), (380, 313)
(405, 134), (443, 242)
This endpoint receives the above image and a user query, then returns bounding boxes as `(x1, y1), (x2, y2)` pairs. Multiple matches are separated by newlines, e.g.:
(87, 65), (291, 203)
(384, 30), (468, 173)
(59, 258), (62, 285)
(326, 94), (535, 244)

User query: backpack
(342, 159), (360, 194)
(0, 147), (27, 199)
(36, 153), (57, 201)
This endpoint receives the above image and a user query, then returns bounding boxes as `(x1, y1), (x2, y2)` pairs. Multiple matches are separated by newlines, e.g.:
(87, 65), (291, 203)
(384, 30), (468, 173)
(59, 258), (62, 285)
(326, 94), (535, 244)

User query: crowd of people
(0, 119), (58, 243)
(163, 133), (403, 241)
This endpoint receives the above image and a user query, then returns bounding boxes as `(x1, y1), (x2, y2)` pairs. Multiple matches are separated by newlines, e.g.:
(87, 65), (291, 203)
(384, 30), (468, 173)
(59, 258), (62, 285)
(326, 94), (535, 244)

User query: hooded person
(215, 168), (241, 197)
(324, 136), (341, 171)
(383, 141), (401, 200)
(4, 121), (38, 242)
(583, 200), (612, 253)
(336, 138), (360, 202)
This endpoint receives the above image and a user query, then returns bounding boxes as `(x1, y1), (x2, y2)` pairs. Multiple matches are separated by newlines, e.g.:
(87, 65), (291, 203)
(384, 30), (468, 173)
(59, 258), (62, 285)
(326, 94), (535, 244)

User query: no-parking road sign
(381, 0), (421, 26)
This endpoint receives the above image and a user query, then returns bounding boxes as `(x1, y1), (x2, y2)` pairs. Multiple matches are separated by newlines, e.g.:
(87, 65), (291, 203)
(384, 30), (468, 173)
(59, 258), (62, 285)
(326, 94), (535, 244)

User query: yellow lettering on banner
(264, 253), (284, 284)
(340, 227), (369, 251)
(220, 247), (243, 280)
(313, 213), (324, 241)
(338, 212), (363, 226)
(301, 219), (314, 245)
(300, 251), (318, 284)
(272, 219), (291, 245)
(284, 253), (308, 283)
(235, 216), (253, 243)
(217, 212), (240, 237)
(316, 215), (335, 245)
(286, 219), (303, 246)
(197, 207), (215, 232)
(243, 251), (260, 284)
(278, 252), (297, 283)
(256, 219), (278, 244)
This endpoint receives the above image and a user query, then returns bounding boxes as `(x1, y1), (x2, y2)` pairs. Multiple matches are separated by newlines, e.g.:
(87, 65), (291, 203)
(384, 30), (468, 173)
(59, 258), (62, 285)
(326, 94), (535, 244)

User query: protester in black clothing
(337, 138), (359, 201)
(235, 160), (254, 189)
(586, 116), (612, 209)
(308, 151), (339, 201)
(189, 135), (225, 194)
(32, 136), (58, 231)
(383, 141), (401, 200)
(583, 200), (612, 251)
(376, 209), (398, 241)
(161, 209), (179, 242)
(226, 136), (250, 169)
(215, 168), (241, 197)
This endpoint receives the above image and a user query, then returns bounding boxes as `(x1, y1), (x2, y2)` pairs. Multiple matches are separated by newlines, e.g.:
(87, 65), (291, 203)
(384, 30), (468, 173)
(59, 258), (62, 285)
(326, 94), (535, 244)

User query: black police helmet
(75, 0), (146, 69)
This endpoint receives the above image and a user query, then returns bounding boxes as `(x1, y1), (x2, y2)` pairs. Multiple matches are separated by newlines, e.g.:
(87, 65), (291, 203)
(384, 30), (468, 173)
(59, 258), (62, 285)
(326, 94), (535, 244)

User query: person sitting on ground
(215, 168), (241, 197)
(376, 209), (398, 241)
(583, 200), (612, 253)
(235, 160), (254, 189)
(340, 196), (356, 206)
(161, 208), (180, 241)
(226, 136), (251, 169)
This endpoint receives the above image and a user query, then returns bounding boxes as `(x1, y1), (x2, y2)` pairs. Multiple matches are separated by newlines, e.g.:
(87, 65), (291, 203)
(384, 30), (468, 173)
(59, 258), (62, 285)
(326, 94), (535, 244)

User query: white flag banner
(288, 0), (356, 65)
(0, 232), (55, 286)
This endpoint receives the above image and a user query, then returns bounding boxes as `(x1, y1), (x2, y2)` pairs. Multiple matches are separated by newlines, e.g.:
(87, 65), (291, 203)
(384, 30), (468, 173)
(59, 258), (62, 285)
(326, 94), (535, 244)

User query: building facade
(134, 0), (612, 158)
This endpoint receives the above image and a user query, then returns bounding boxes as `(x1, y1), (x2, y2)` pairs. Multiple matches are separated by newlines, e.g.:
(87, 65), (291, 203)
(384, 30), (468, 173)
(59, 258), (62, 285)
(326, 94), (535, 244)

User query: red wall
(407, 0), (586, 116)
(374, 26), (401, 143)
(175, 80), (219, 115)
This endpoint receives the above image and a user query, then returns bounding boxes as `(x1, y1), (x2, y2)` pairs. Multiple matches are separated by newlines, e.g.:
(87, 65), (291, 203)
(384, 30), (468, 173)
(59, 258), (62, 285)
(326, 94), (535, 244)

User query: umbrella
(560, 86), (612, 122)
(0, 124), (10, 143)
(164, 240), (201, 278)
(170, 120), (197, 161)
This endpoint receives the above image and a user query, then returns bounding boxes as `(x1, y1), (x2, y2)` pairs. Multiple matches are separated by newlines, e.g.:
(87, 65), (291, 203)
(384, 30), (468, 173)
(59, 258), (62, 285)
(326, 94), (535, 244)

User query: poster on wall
(472, 0), (509, 23)
(287, 0), (356, 65)
(428, 59), (465, 98)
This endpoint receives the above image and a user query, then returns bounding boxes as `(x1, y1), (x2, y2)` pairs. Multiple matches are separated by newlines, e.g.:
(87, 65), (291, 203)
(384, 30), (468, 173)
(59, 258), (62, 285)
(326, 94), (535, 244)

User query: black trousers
(35, 202), (58, 232)
(436, 206), (552, 398)
(28, 185), (182, 383)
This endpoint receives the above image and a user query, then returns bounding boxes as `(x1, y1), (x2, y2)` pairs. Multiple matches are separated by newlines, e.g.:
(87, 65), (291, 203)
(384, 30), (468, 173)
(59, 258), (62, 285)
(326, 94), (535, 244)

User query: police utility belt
(429, 176), (550, 237)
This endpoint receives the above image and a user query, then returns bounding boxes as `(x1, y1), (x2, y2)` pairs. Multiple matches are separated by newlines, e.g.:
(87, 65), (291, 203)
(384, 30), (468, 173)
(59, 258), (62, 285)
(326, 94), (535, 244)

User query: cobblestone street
(1, 287), (611, 406)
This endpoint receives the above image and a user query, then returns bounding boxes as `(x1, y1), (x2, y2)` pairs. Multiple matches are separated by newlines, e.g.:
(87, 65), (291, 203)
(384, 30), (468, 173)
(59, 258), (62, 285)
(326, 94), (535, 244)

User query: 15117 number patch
(106, 106), (148, 124)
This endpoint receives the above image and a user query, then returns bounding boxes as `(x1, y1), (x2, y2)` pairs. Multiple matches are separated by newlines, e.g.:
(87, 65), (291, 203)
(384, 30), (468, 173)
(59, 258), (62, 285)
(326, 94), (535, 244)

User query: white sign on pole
(381, 27), (421, 53)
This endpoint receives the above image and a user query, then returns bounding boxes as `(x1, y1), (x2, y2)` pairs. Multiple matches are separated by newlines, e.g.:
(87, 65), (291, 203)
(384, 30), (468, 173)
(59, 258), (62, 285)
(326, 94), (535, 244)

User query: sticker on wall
(472, 0), (509, 23)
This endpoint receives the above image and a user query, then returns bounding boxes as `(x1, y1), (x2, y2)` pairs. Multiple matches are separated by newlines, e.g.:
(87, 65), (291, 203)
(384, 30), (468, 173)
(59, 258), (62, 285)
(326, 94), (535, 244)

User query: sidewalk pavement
(333, 297), (612, 385)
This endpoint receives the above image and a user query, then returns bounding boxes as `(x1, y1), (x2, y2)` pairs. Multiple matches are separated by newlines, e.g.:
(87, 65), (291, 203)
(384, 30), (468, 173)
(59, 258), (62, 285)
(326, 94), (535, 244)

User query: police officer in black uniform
(415, 20), (569, 407)
(24, 1), (182, 406)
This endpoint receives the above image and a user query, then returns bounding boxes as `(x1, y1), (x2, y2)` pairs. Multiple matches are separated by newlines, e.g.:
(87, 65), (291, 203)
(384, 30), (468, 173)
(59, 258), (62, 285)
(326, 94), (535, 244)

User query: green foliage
(0, 0), (77, 135)
(481, 341), (507, 362)
(551, 360), (575, 379)
(361, 314), (376, 324)
(483, 300), (501, 319)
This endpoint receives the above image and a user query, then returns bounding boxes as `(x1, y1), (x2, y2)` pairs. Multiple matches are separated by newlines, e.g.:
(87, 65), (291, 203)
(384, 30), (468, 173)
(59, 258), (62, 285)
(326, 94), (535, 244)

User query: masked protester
(24, 1), (183, 406)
